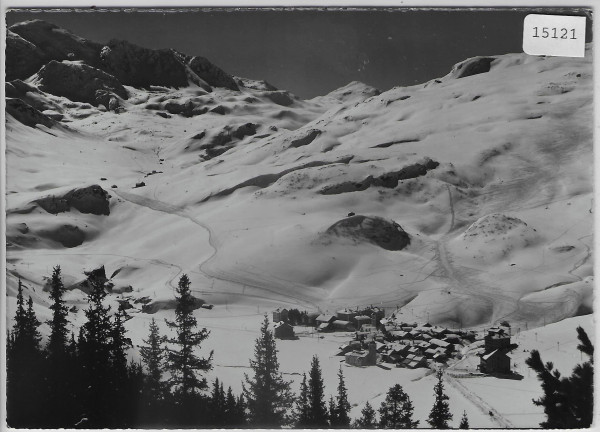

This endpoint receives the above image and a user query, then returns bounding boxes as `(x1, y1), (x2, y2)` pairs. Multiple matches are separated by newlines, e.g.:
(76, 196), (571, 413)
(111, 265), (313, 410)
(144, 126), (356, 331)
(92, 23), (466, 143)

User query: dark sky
(5, 8), (592, 98)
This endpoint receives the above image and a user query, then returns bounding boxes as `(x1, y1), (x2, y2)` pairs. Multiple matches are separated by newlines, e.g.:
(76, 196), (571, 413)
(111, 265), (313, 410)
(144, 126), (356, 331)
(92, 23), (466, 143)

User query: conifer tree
(44, 266), (76, 427)
(236, 393), (248, 426)
(224, 386), (238, 426)
(7, 283), (44, 428)
(47, 266), (69, 358)
(459, 411), (470, 429)
(378, 384), (419, 429)
(165, 274), (213, 402)
(11, 279), (26, 340)
(78, 271), (114, 427)
(24, 296), (42, 350)
(526, 326), (593, 428)
(140, 317), (168, 416)
(354, 401), (377, 428)
(307, 355), (329, 427)
(295, 373), (310, 427)
(328, 396), (338, 426)
(243, 314), (293, 427)
(209, 378), (227, 426)
(109, 305), (134, 426)
(427, 370), (453, 428)
(333, 366), (351, 427)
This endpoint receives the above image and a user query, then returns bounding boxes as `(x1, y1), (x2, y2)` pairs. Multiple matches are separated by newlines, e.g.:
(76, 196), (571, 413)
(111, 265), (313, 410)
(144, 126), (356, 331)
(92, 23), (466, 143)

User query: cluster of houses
(272, 307), (515, 376)
(271, 306), (385, 339)
(339, 321), (476, 369)
(313, 307), (385, 333)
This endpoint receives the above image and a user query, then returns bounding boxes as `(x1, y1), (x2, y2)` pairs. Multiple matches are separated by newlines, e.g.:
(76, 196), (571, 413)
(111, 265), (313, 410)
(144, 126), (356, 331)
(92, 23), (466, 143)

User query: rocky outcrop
(325, 215), (410, 251)
(187, 56), (239, 91)
(6, 98), (56, 128)
(321, 159), (439, 195)
(36, 60), (128, 107)
(9, 20), (102, 70)
(35, 185), (111, 216)
(453, 57), (496, 79)
(237, 77), (278, 91)
(197, 123), (258, 159)
(289, 129), (321, 148)
(6, 30), (47, 81)
(261, 90), (296, 106)
(100, 40), (189, 88)
(38, 224), (86, 248)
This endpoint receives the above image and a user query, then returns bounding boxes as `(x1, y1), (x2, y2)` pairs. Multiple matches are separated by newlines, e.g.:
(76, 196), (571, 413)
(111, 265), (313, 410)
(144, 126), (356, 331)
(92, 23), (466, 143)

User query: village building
(306, 312), (320, 326)
(332, 319), (355, 331)
(336, 308), (358, 323)
(316, 314), (336, 331)
(424, 348), (438, 358)
(480, 349), (511, 374)
(355, 315), (372, 330)
(345, 342), (377, 367)
(484, 327), (511, 351)
(479, 328), (514, 374)
(338, 340), (362, 355)
(433, 352), (447, 363)
(273, 322), (295, 339)
(272, 308), (289, 323)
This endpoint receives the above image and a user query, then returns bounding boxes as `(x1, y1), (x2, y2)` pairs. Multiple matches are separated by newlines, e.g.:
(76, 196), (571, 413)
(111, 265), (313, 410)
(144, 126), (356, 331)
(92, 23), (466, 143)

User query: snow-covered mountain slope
(5, 21), (593, 335)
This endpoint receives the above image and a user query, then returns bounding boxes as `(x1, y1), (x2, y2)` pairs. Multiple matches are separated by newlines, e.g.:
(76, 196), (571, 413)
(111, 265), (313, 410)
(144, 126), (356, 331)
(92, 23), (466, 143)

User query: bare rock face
(6, 98), (56, 128)
(325, 215), (411, 251)
(38, 224), (86, 248)
(6, 79), (61, 112)
(35, 185), (111, 216)
(100, 40), (189, 88)
(6, 30), (47, 81)
(36, 60), (128, 107)
(188, 56), (240, 91)
(9, 20), (102, 70)
(453, 57), (496, 79)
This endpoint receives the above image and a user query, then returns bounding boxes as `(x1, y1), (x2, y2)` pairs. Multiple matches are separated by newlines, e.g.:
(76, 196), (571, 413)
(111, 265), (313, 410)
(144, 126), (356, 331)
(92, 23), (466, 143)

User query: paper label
(523, 14), (586, 58)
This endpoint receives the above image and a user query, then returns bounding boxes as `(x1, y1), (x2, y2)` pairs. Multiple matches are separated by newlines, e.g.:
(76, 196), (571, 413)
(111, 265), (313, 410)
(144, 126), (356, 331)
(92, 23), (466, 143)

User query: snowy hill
(4, 19), (593, 428)
(6, 21), (593, 330)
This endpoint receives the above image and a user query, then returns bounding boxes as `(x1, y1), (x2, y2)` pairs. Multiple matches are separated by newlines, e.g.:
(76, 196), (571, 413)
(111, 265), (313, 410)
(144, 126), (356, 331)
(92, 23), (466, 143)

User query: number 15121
(533, 27), (576, 39)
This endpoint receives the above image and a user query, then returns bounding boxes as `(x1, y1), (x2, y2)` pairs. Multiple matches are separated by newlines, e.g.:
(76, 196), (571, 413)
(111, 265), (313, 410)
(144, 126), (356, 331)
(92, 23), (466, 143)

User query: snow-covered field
(4, 20), (594, 428)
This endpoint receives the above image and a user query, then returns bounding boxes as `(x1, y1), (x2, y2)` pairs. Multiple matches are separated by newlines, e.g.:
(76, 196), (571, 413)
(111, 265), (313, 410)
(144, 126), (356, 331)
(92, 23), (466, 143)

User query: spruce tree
(7, 284), (44, 428)
(24, 296), (42, 350)
(243, 314), (293, 427)
(526, 326), (593, 428)
(224, 386), (238, 426)
(11, 279), (26, 340)
(140, 317), (168, 422)
(427, 370), (453, 428)
(47, 266), (69, 358)
(44, 266), (75, 427)
(307, 355), (329, 427)
(459, 411), (470, 429)
(209, 378), (227, 426)
(354, 401), (377, 428)
(333, 366), (351, 427)
(109, 305), (134, 426)
(236, 393), (248, 426)
(295, 373), (310, 427)
(165, 274), (213, 401)
(378, 384), (419, 428)
(328, 396), (338, 426)
(78, 271), (114, 427)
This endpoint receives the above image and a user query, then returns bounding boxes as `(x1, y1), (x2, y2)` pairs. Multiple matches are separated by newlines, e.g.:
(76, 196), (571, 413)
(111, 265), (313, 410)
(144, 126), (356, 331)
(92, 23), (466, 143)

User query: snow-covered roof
(430, 338), (450, 348)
